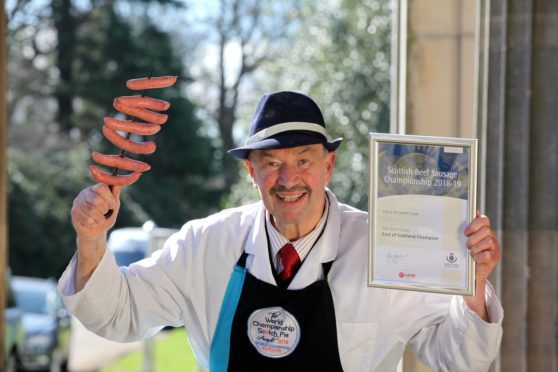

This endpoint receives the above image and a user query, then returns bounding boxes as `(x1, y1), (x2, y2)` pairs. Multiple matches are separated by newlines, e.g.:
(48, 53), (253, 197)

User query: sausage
(91, 152), (151, 172)
(103, 117), (161, 136)
(102, 125), (156, 155)
(89, 165), (142, 186)
(116, 96), (170, 111)
(113, 98), (168, 124)
(91, 74), (176, 192)
(126, 76), (178, 90)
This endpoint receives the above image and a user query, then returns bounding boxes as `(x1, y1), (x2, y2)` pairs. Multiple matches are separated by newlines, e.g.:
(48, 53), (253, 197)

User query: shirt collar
(266, 194), (330, 266)
(244, 190), (341, 289)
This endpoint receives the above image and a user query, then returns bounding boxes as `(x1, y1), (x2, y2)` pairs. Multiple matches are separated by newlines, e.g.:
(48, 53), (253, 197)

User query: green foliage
(128, 96), (223, 228)
(222, 169), (260, 208)
(7, 0), (221, 277)
(242, 0), (392, 211)
(72, 4), (187, 136)
(7, 146), (150, 278)
(6, 0), (392, 278)
(8, 147), (88, 278)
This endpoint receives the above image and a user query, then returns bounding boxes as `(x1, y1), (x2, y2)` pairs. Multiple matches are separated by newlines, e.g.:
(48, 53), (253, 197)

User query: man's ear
(243, 160), (252, 173)
(244, 161), (256, 182)
(324, 151), (336, 183)
(244, 161), (259, 188)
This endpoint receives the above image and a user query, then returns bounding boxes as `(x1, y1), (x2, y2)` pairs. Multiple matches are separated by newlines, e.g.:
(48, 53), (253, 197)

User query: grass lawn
(101, 328), (202, 372)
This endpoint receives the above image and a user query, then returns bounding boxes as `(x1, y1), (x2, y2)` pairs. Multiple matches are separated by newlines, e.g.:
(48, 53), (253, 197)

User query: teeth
(279, 194), (303, 202)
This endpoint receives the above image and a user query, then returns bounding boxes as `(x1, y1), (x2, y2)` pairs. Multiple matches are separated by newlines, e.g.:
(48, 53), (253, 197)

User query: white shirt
(267, 195), (329, 272)
(59, 190), (503, 372)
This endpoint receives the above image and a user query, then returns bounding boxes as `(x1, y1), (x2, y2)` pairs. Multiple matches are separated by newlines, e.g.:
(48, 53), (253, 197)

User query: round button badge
(247, 307), (301, 358)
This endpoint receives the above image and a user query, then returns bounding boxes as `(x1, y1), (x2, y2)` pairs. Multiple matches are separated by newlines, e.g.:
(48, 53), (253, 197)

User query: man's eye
(298, 159), (310, 166)
(265, 161), (279, 168)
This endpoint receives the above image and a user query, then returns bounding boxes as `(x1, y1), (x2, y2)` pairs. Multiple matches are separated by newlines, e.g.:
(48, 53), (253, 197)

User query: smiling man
(245, 144), (335, 240)
(59, 91), (503, 371)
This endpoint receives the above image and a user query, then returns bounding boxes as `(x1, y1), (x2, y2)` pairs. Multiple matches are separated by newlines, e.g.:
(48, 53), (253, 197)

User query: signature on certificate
(385, 252), (409, 264)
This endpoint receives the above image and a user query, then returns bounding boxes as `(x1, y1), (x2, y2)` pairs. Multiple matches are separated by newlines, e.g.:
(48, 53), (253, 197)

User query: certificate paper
(368, 133), (477, 295)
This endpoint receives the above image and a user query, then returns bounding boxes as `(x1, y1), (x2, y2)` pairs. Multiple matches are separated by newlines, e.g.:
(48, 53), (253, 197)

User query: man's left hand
(464, 211), (501, 282)
(462, 211), (501, 321)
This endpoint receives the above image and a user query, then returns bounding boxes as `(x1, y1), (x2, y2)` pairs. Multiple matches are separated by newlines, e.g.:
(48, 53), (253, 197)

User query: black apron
(209, 250), (344, 371)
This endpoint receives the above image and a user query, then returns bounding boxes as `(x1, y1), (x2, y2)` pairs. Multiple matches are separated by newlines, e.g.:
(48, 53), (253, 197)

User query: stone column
(482, 0), (558, 371)
(405, 0), (477, 138)
(526, 1), (558, 371)
(0, 0), (8, 368)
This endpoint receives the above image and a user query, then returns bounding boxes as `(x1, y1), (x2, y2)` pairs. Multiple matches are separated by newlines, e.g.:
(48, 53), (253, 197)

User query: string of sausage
(89, 75), (177, 217)
(89, 75), (177, 186)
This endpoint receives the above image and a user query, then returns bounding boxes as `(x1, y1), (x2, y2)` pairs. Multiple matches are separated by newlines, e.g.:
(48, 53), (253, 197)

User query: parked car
(108, 222), (178, 267)
(4, 268), (24, 372)
(108, 227), (150, 266)
(11, 276), (71, 372)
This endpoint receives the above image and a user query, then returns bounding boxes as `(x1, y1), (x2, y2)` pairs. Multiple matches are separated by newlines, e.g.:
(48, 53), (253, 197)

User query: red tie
(278, 243), (301, 281)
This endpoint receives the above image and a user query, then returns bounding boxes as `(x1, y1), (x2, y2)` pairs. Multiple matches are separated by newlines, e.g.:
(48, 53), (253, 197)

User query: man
(60, 91), (503, 371)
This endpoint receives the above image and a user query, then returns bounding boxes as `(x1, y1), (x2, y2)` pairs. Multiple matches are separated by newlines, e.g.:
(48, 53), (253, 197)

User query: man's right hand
(71, 183), (121, 239)
(70, 184), (121, 291)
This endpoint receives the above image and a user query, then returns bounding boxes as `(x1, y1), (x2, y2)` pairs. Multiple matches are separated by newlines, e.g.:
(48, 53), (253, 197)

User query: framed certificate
(368, 133), (477, 295)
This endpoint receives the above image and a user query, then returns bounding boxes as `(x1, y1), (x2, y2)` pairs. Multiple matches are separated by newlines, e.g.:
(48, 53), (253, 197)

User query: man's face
(245, 144), (336, 239)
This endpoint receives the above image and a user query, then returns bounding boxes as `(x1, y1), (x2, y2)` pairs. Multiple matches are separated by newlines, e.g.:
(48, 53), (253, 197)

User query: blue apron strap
(209, 263), (247, 372)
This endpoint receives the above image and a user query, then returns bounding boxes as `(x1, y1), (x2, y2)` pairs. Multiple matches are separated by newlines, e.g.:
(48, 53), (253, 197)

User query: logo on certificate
(446, 253), (458, 263)
(247, 307), (301, 358)
(444, 252), (460, 268)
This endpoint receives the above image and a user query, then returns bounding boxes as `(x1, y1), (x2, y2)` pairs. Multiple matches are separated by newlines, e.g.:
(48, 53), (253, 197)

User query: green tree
(227, 0), (391, 210)
(186, 0), (301, 192)
(71, 6), (224, 226)
(6, 0), (221, 277)
(7, 145), (154, 277)
(128, 94), (222, 228)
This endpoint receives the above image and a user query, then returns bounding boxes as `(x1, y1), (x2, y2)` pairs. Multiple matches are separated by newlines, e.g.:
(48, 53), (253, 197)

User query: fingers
(72, 205), (104, 229)
(91, 184), (119, 211)
(464, 210), (491, 236)
(111, 185), (122, 199)
(466, 225), (494, 249)
(471, 249), (498, 265)
(465, 212), (499, 253)
(468, 239), (501, 281)
(71, 184), (121, 238)
(467, 234), (500, 259)
(464, 211), (501, 280)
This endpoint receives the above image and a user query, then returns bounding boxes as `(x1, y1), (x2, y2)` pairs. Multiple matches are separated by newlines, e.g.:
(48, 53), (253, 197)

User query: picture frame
(368, 133), (477, 295)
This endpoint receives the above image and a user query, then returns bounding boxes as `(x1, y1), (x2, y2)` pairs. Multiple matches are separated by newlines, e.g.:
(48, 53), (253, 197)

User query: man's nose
(278, 163), (300, 187)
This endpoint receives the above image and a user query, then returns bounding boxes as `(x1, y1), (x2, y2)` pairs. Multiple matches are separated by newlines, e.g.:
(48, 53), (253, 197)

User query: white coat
(59, 191), (503, 372)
